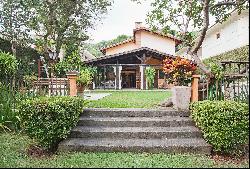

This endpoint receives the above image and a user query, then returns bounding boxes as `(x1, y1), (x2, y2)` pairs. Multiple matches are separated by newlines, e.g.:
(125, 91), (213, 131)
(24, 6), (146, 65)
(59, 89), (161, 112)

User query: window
(216, 32), (220, 39)
(158, 70), (165, 79)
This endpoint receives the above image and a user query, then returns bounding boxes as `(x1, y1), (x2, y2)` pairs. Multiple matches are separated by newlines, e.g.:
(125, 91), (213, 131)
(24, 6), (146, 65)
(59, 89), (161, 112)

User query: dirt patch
(26, 145), (53, 158)
(211, 152), (249, 165)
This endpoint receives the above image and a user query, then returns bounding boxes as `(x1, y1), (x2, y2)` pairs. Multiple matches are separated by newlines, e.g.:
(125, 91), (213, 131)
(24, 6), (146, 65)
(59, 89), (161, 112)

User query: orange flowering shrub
(163, 56), (197, 86)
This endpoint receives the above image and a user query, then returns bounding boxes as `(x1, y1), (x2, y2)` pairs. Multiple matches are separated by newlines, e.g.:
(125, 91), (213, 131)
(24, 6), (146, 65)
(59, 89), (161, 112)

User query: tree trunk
(11, 40), (17, 57)
(188, 0), (214, 78)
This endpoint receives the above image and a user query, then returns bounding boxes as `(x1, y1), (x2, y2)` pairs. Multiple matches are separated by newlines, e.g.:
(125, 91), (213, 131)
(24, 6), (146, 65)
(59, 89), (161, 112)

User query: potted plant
(76, 68), (93, 95)
(163, 56), (197, 110)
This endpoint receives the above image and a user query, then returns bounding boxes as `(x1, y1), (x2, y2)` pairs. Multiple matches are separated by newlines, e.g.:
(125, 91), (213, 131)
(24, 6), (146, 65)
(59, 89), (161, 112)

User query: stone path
(83, 93), (111, 101)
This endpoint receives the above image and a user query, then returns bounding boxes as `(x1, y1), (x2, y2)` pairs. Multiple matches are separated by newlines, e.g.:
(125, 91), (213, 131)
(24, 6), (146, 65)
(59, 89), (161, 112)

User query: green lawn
(85, 91), (171, 108)
(0, 133), (249, 168)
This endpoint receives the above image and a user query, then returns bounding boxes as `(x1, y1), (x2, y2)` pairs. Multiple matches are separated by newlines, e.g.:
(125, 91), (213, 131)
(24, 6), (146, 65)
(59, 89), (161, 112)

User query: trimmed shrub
(190, 100), (249, 155)
(18, 96), (85, 151)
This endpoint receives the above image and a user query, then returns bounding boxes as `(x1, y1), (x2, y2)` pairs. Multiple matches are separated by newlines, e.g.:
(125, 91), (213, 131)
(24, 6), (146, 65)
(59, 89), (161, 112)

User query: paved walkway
(85, 89), (171, 92)
(83, 92), (111, 101)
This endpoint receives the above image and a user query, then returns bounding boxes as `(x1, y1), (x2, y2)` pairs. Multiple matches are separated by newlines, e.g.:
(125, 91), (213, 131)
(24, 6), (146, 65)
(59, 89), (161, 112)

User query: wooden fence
(33, 78), (69, 96)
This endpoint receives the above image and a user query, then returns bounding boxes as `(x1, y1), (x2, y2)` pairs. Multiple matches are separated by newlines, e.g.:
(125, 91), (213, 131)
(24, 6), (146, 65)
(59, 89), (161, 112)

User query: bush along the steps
(18, 96), (85, 152)
(190, 100), (249, 156)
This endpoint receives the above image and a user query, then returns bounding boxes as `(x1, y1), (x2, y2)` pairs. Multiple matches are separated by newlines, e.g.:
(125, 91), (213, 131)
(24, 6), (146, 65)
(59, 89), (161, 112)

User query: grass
(0, 133), (249, 168)
(85, 91), (171, 108)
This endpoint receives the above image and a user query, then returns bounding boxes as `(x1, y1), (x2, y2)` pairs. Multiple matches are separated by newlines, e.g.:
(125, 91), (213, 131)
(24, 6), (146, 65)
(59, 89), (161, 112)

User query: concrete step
(69, 126), (202, 139)
(82, 108), (190, 117)
(58, 138), (211, 154)
(78, 116), (195, 127)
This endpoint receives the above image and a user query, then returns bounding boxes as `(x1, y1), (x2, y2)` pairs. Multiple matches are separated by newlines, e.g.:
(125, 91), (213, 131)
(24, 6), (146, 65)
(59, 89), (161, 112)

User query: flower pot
(77, 84), (85, 96)
(171, 86), (191, 110)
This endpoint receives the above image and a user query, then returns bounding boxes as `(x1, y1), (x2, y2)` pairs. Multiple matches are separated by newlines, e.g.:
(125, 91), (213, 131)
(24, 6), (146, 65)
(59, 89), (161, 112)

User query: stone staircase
(58, 108), (211, 154)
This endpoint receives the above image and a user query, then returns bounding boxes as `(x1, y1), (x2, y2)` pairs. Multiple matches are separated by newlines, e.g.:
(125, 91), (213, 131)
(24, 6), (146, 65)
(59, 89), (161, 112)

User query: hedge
(190, 100), (249, 155)
(18, 96), (85, 151)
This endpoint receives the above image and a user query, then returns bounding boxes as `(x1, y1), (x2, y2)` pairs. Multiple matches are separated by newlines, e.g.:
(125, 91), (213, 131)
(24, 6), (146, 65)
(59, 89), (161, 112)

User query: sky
(87, 0), (154, 43)
(86, 0), (219, 44)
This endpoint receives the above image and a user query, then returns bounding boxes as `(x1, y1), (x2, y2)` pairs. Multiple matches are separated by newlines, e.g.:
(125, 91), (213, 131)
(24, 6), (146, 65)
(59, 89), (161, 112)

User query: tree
(25, 0), (112, 73)
(138, 0), (249, 77)
(84, 34), (132, 57)
(0, 0), (32, 56)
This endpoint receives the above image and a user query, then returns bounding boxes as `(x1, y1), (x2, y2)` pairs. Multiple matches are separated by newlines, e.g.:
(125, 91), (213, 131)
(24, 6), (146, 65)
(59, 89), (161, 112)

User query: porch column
(113, 66), (117, 90)
(103, 66), (106, 90)
(140, 65), (146, 90)
(118, 66), (122, 89)
(114, 65), (122, 90)
(92, 74), (96, 90)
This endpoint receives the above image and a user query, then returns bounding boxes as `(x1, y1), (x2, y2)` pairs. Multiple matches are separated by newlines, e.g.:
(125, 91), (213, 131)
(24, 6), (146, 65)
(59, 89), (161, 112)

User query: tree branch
(211, 0), (248, 9)
(189, 0), (214, 78)
(191, 0), (209, 54)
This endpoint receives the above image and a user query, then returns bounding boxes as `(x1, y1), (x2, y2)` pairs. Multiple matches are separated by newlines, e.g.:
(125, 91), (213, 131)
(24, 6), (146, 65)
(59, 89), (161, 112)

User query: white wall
(140, 31), (176, 55)
(105, 42), (138, 55)
(201, 11), (249, 59)
(176, 47), (202, 60)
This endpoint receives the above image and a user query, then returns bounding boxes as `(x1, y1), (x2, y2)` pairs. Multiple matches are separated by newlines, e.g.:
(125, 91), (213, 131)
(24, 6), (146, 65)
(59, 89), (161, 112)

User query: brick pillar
(191, 75), (201, 102)
(66, 71), (79, 96)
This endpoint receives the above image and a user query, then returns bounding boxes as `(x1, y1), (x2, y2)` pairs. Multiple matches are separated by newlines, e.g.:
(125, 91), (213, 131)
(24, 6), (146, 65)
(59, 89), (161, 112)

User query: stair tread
(60, 138), (210, 147)
(59, 108), (210, 154)
(79, 116), (192, 122)
(83, 108), (188, 112)
(82, 108), (190, 117)
(72, 126), (200, 133)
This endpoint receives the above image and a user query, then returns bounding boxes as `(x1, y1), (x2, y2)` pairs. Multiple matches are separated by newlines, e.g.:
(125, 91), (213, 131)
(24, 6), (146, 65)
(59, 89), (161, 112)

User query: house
(177, 9), (249, 60)
(84, 22), (181, 90)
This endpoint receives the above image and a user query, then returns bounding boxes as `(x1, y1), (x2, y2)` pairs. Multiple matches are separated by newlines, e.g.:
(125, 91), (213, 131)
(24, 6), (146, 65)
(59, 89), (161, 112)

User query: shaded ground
(85, 91), (171, 108)
(0, 133), (249, 168)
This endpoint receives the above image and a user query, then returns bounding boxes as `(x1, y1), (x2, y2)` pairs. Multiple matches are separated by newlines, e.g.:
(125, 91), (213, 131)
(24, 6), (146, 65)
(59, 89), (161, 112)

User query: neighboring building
(84, 22), (181, 90)
(79, 48), (96, 62)
(177, 9), (249, 60)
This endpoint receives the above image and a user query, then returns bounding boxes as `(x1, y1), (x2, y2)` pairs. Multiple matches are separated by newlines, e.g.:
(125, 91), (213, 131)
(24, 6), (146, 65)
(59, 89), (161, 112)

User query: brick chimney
(135, 22), (142, 29)
(134, 22), (142, 47)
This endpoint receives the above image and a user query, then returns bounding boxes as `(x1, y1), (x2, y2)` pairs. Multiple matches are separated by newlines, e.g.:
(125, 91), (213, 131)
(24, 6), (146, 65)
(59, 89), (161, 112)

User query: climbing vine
(145, 67), (156, 89)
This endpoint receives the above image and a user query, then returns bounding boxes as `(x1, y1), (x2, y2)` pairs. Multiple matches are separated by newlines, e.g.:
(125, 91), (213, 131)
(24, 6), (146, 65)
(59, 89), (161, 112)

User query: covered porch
(84, 47), (175, 90)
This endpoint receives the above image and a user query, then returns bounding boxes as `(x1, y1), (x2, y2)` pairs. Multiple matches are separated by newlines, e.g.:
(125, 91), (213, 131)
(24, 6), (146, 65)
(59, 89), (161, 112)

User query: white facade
(140, 31), (176, 55)
(176, 10), (249, 60)
(105, 41), (138, 55)
(104, 23), (178, 56)
(202, 10), (249, 59)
